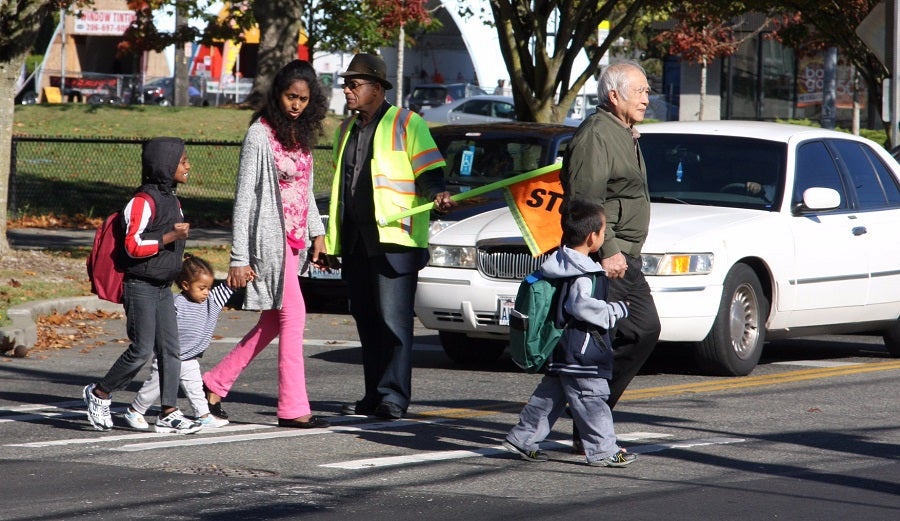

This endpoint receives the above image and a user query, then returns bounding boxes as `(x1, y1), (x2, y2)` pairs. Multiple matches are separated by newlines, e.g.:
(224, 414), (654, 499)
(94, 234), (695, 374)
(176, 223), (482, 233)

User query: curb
(1, 296), (123, 353)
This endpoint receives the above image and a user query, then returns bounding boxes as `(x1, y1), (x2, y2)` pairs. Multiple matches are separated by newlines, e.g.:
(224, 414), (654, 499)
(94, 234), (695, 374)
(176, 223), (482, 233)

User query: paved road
(1, 305), (898, 521)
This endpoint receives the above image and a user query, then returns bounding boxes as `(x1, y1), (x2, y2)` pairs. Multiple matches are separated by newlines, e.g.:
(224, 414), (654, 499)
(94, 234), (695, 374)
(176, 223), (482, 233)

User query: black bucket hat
(340, 53), (393, 90)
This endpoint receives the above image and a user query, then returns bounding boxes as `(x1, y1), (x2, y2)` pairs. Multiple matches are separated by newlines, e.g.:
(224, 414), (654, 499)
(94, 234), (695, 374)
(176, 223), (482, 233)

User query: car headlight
(641, 253), (713, 275)
(429, 245), (477, 268)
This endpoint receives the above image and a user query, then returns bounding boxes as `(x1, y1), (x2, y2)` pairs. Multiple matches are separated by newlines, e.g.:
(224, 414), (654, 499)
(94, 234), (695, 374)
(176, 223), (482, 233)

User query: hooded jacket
(122, 137), (186, 284)
(542, 246), (629, 379)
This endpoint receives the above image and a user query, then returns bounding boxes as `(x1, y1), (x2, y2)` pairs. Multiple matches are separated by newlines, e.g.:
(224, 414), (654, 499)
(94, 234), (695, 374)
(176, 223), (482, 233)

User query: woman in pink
(203, 60), (330, 428)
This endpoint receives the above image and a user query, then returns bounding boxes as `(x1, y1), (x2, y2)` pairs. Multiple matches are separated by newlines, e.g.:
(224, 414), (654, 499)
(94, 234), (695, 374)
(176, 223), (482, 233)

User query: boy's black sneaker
(589, 450), (636, 467)
(502, 439), (548, 462)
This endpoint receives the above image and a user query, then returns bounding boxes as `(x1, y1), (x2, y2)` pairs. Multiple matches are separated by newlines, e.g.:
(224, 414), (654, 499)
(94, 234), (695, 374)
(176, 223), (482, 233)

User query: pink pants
(203, 246), (310, 419)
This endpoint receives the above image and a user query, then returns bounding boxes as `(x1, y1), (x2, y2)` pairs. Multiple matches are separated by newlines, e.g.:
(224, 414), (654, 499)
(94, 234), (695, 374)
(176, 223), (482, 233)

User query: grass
(14, 103), (342, 140)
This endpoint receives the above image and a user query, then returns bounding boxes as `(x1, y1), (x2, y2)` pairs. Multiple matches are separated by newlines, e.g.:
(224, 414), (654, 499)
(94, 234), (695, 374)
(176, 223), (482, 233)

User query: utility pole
(888, 0), (900, 147)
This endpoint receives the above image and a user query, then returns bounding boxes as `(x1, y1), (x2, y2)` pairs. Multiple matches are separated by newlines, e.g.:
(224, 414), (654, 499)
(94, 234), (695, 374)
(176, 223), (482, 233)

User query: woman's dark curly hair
(251, 59), (328, 151)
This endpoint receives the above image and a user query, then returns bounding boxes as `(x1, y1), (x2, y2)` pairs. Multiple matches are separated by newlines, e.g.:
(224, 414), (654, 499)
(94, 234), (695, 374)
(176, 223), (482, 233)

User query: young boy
(83, 137), (202, 434)
(503, 199), (636, 467)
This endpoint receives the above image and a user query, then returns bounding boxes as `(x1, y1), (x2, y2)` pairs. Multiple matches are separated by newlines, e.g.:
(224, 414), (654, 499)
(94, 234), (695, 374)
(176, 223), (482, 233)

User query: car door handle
(852, 226), (867, 236)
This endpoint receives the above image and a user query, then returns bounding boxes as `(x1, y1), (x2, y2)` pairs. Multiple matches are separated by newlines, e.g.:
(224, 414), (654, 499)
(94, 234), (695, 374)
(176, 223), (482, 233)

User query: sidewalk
(7, 226), (232, 249)
(2, 227), (233, 353)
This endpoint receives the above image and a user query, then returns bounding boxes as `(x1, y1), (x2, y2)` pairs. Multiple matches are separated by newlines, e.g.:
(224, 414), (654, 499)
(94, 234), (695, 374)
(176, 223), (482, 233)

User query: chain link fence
(9, 136), (334, 225)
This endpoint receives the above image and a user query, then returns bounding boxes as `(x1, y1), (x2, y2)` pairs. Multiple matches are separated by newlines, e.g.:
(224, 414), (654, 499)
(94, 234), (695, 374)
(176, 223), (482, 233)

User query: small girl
(123, 255), (234, 430)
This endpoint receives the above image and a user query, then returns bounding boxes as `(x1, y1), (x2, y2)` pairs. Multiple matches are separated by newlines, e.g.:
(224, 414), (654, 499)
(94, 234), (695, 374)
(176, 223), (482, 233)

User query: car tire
(883, 318), (900, 357)
(156, 98), (171, 107)
(439, 332), (505, 365)
(693, 264), (767, 376)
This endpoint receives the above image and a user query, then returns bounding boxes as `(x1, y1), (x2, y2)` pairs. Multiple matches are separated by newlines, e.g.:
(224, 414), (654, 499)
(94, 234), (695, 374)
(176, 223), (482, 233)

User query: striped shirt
(176, 283), (234, 360)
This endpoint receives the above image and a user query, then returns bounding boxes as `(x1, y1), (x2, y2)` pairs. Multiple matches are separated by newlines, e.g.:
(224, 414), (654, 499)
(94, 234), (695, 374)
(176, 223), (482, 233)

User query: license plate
(308, 266), (342, 280)
(498, 296), (515, 326)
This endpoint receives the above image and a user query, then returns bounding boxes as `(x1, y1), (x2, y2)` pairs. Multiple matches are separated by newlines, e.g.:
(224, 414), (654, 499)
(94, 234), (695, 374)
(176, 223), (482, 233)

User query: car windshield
(433, 136), (558, 190)
(642, 134), (787, 210)
(411, 87), (447, 105)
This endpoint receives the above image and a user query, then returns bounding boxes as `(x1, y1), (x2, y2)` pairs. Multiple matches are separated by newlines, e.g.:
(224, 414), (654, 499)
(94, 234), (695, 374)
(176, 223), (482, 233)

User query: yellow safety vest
(325, 106), (445, 255)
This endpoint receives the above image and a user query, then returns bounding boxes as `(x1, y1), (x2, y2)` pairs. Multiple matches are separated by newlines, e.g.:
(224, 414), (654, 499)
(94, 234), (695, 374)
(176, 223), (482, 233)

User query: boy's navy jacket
(122, 137), (186, 284)
(542, 246), (629, 379)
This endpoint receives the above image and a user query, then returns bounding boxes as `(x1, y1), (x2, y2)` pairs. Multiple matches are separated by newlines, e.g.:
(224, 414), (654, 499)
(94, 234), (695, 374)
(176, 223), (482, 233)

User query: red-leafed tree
(654, 3), (773, 120)
(369, 0), (437, 106)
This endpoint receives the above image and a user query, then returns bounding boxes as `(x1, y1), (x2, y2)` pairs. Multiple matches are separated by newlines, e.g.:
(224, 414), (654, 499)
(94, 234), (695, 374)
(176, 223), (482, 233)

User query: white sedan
(414, 121), (900, 376)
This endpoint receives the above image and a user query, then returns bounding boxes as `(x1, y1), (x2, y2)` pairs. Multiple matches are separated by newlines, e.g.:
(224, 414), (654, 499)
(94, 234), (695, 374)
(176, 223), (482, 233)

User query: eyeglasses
(341, 80), (375, 91)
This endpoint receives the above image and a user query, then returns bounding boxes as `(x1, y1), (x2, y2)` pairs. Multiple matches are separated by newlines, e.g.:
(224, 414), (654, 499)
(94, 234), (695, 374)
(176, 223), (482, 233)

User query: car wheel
(156, 98), (171, 106)
(693, 264), (767, 376)
(439, 332), (506, 365)
(883, 318), (900, 357)
(87, 94), (104, 105)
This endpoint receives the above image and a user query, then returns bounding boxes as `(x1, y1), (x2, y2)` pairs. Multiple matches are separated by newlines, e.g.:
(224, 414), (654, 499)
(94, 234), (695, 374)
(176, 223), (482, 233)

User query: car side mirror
(794, 187), (841, 214)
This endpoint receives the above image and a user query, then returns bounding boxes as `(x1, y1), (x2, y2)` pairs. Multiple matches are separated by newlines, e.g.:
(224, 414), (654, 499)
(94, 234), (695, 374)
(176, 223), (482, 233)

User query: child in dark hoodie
(503, 199), (635, 467)
(83, 137), (202, 434)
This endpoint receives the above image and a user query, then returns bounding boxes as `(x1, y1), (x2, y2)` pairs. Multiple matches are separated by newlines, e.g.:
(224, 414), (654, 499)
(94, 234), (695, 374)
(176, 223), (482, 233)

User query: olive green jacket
(560, 109), (651, 258)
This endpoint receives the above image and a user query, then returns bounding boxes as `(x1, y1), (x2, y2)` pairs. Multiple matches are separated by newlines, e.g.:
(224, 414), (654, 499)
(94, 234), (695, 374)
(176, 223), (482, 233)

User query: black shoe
(277, 415), (330, 429)
(340, 400), (378, 416)
(203, 383), (228, 419)
(374, 401), (404, 419)
(209, 401), (229, 420)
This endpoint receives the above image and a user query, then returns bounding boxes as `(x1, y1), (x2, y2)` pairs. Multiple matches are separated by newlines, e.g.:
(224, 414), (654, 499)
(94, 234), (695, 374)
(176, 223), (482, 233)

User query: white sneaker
(123, 408), (149, 430)
(198, 414), (229, 428)
(83, 384), (113, 431)
(155, 409), (203, 434)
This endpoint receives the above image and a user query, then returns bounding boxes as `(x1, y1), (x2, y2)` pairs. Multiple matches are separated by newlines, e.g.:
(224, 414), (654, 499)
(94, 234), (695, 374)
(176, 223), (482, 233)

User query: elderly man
(325, 53), (455, 420)
(560, 61), (662, 422)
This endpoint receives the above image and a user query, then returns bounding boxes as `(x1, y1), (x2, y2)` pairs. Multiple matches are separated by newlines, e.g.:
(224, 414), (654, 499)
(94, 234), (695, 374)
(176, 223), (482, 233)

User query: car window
(493, 102), (515, 119)
(793, 141), (849, 210)
(456, 100), (491, 116)
(642, 134), (785, 210)
(865, 147), (900, 205)
(412, 87), (446, 105)
(830, 140), (900, 209)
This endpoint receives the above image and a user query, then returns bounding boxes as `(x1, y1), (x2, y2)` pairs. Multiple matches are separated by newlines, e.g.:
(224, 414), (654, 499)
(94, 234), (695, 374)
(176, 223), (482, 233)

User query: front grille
(476, 242), (553, 280)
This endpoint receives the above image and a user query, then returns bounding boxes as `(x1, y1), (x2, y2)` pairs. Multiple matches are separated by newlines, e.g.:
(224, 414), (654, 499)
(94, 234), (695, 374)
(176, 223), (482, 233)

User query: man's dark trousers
(606, 253), (661, 409)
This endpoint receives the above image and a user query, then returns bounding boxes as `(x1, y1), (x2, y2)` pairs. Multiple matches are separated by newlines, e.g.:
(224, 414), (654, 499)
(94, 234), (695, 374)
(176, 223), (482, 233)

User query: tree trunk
(174, 6), (189, 107)
(245, 0), (304, 108)
(0, 58), (21, 257)
(699, 57), (707, 121)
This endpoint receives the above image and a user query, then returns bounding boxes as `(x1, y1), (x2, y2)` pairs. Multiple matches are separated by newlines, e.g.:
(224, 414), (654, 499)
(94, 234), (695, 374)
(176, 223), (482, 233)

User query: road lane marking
(620, 360), (900, 401)
(320, 434), (737, 469)
(109, 418), (452, 452)
(770, 360), (861, 368)
(7, 423), (276, 447)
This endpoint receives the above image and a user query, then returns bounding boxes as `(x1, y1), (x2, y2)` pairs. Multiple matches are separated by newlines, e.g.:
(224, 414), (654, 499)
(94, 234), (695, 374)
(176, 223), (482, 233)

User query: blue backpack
(508, 271), (594, 373)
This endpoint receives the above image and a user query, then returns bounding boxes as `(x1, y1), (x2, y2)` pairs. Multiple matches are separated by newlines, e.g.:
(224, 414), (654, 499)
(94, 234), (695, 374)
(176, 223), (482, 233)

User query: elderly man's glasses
(341, 80), (375, 91)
